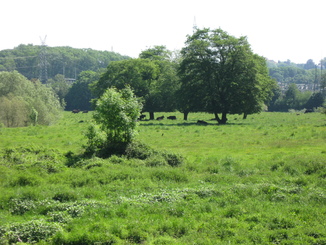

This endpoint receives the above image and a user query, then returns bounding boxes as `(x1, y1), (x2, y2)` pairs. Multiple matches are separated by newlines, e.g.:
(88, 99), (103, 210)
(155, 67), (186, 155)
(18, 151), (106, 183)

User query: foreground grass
(0, 111), (325, 244)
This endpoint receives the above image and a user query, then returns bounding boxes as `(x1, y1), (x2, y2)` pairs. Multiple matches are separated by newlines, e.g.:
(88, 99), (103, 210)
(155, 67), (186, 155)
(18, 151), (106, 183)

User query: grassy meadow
(0, 111), (325, 244)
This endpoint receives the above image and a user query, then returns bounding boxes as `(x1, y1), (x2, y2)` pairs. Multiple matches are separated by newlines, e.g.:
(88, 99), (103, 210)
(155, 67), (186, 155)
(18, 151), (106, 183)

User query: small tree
(85, 86), (142, 156)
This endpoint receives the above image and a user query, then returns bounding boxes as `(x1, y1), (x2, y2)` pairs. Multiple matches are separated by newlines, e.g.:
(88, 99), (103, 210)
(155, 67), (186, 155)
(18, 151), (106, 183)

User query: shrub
(1, 220), (62, 244)
(52, 231), (118, 245)
(10, 174), (41, 187)
(161, 151), (184, 167)
(145, 155), (168, 167)
(109, 155), (129, 165)
(9, 198), (36, 215)
(127, 228), (148, 244)
(84, 86), (142, 157)
(125, 140), (155, 160)
(53, 191), (78, 203)
(47, 211), (72, 224)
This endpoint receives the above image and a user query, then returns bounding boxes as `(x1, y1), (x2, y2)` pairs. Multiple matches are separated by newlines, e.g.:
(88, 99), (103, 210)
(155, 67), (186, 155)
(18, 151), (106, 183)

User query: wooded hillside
(0, 44), (130, 81)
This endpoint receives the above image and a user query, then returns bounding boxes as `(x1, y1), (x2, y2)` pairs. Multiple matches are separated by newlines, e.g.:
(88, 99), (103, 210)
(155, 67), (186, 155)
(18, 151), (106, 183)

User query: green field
(0, 111), (325, 244)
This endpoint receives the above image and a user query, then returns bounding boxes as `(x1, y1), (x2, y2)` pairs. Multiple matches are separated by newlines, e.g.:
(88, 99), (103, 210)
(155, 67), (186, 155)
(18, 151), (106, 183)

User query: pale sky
(1, 0), (325, 64)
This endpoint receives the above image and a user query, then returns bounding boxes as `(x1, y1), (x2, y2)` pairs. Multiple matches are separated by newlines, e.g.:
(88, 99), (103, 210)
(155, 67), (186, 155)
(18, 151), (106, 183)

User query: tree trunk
(183, 112), (189, 120)
(214, 113), (219, 121)
(149, 112), (155, 120)
(243, 113), (247, 119)
(217, 112), (228, 124)
(221, 112), (228, 124)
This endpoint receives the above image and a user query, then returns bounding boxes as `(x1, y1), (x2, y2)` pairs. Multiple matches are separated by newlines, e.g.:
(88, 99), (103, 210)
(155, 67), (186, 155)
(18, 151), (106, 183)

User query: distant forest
(0, 44), (325, 113)
(0, 44), (130, 81)
(1, 44), (325, 90)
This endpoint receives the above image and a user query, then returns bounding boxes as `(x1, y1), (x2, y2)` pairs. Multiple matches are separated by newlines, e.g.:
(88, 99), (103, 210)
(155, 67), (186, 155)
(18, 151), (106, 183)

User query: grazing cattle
(197, 120), (208, 125)
(304, 109), (313, 113)
(72, 109), (80, 114)
(167, 116), (177, 120)
(156, 116), (164, 120)
(139, 114), (146, 120)
(82, 110), (88, 113)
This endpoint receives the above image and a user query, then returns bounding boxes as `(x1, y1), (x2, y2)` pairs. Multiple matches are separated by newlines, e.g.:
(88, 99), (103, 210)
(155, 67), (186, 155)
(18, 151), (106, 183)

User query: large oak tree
(178, 28), (276, 124)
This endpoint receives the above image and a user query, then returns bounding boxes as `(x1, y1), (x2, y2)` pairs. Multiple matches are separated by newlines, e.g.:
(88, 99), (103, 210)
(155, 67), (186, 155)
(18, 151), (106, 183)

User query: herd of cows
(71, 109), (210, 125)
(72, 109), (88, 114)
(140, 115), (177, 121)
(72, 108), (315, 125)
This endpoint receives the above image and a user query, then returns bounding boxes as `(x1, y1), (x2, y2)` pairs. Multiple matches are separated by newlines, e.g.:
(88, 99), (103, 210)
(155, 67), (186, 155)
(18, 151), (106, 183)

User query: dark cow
(304, 109), (313, 113)
(197, 120), (208, 125)
(156, 116), (164, 120)
(72, 109), (80, 114)
(167, 116), (177, 120)
(139, 114), (146, 120)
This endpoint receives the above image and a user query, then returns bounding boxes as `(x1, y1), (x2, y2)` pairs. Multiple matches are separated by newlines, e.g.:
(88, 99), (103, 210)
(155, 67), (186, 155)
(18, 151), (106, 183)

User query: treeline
(267, 59), (326, 88)
(1, 32), (326, 128)
(0, 71), (63, 127)
(0, 44), (130, 80)
(269, 84), (325, 112)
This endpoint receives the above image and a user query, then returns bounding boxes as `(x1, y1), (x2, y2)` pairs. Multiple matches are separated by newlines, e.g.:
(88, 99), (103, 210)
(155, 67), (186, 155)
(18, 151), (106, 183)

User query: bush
(9, 198), (36, 215)
(52, 231), (118, 245)
(84, 86), (142, 157)
(10, 174), (41, 187)
(0, 220), (62, 244)
(53, 191), (78, 203)
(125, 140), (155, 160)
(161, 151), (184, 167)
(145, 155), (168, 167)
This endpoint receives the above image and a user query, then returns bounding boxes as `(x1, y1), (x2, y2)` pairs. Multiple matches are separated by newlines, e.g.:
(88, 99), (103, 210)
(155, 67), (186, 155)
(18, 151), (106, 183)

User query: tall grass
(0, 111), (325, 244)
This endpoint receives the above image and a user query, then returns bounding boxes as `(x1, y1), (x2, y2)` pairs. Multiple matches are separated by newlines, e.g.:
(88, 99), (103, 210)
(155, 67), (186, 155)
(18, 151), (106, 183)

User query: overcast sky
(1, 0), (325, 64)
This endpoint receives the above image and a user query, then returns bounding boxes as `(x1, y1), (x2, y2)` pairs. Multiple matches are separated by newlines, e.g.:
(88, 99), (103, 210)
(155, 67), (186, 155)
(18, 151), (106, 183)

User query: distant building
(65, 78), (76, 84)
(278, 82), (316, 93)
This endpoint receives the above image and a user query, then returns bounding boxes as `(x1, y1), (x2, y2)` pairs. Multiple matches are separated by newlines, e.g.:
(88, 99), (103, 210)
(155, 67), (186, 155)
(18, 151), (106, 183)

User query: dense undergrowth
(0, 111), (325, 244)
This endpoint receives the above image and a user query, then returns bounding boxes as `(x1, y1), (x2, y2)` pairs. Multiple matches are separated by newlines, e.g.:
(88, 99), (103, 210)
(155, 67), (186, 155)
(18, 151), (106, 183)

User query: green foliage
(179, 28), (276, 124)
(269, 83), (321, 111)
(92, 52), (180, 119)
(0, 112), (325, 244)
(65, 70), (103, 111)
(0, 71), (63, 127)
(124, 140), (184, 167)
(0, 220), (62, 244)
(139, 45), (172, 61)
(125, 140), (155, 160)
(83, 123), (106, 156)
(269, 65), (315, 85)
(46, 74), (70, 105)
(305, 92), (325, 109)
(85, 86), (142, 157)
(161, 151), (184, 167)
(0, 44), (130, 81)
(91, 58), (159, 99)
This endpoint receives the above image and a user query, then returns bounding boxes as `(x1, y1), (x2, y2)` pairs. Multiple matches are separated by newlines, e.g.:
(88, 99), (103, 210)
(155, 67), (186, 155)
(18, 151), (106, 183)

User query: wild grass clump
(125, 140), (155, 160)
(125, 140), (184, 167)
(0, 220), (62, 244)
(52, 230), (118, 245)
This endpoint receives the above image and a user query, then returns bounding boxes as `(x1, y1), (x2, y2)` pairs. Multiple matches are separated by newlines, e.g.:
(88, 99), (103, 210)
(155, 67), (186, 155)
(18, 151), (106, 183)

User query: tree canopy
(65, 69), (104, 111)
(0, 71), (63, 127)
(0, 44), (130, 82)
(91, 46), (180, 119)
(178, 28), (276, 124)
